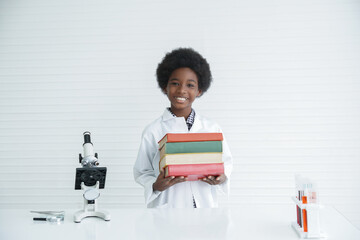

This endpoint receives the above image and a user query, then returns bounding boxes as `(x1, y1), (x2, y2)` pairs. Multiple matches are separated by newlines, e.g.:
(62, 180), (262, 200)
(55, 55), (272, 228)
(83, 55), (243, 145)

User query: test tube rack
(291, 196), (326, 239)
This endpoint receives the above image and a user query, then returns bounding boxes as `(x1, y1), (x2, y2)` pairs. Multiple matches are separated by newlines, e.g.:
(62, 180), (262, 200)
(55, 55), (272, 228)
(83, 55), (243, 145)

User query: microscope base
(74, 182), (111, 223)
(74, 209), (111, 223)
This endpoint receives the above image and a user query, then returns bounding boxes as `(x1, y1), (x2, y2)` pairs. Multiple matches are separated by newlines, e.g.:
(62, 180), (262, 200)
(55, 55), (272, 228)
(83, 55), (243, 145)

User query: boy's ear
(162, 88), (167, 94)
(197, 90), (202, 97)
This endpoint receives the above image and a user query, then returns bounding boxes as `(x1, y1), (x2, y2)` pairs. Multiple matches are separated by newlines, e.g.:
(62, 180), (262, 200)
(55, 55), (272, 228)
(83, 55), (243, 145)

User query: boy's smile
(175, 96), (188, 103)
(164, 67), (202, 118)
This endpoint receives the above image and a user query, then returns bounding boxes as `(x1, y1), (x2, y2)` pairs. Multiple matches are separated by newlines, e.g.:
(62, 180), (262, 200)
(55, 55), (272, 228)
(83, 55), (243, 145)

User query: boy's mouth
(175, 97), (188, 102)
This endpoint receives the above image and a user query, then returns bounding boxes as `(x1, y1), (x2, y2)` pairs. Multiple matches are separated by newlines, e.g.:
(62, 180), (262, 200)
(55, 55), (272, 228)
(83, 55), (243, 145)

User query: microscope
(74, 131), (110, 223)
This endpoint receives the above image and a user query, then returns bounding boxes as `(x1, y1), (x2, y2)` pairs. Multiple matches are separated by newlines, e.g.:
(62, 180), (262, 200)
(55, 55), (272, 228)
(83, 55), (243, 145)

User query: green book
(159, 141), (222, 157)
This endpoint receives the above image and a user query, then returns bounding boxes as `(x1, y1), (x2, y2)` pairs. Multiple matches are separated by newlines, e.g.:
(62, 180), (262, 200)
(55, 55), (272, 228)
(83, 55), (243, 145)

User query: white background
(0, 0), (359, 229)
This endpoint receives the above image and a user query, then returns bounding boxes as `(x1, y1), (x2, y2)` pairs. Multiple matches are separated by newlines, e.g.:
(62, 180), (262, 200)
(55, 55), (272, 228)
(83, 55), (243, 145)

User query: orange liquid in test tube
(302, 196), (308, 232)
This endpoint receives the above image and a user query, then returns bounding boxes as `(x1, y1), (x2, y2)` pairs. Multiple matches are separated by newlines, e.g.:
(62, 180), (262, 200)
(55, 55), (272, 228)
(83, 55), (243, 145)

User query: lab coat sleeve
(133, 129), (161, 206)
(216, 132), (233, 195)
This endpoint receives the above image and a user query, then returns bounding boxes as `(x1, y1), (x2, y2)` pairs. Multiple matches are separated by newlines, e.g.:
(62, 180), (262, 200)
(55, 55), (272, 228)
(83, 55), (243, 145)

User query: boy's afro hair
(156, 48), (212, 95)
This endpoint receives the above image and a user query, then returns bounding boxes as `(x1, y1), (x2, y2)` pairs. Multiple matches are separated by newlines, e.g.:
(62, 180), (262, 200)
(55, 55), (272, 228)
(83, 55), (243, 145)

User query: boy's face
(164, 67), (202, 117)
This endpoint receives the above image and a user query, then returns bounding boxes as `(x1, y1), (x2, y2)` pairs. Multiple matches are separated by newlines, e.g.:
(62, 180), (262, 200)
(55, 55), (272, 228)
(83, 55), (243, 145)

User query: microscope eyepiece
(81, 131), (99, 167)
(83, 131), (92, 144)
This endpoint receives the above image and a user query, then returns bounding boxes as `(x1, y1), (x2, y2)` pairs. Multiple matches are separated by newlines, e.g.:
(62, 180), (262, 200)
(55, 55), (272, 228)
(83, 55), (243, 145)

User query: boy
(133, 48), (233, 208)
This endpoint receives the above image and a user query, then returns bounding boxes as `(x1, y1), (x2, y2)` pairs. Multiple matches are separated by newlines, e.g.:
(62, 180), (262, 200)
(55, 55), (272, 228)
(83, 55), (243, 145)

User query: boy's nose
(178, 84), (186, 93)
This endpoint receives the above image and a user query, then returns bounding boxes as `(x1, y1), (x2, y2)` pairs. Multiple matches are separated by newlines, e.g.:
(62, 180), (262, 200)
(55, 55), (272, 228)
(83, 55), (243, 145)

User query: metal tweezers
(30, 210), (65, 216)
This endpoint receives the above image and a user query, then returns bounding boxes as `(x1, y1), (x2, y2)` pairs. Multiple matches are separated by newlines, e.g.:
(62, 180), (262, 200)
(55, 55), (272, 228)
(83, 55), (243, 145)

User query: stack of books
(158, 133), (224, 181)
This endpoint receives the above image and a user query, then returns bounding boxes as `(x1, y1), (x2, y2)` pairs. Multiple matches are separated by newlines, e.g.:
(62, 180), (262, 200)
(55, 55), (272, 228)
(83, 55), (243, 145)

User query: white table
(0, 205), (359, 240)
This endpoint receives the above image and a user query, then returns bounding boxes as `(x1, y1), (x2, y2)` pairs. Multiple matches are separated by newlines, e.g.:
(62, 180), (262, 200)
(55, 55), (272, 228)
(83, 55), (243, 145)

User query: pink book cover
(164, 163), (224, 181)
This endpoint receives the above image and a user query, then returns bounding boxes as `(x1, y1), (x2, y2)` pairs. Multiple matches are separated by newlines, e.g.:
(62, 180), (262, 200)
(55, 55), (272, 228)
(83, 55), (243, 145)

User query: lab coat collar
(190, 112), (202, 132)
(162, 108), (175, 122)
(161, 108), (203, 132)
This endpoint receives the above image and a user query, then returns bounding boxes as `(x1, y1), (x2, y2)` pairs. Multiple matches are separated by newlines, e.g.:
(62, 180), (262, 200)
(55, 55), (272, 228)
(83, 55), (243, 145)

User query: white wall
(0, 0), (359, 228)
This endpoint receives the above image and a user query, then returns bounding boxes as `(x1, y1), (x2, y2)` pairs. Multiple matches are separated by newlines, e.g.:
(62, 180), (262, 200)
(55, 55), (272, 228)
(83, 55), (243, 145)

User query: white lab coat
(133, 109), (233, 208)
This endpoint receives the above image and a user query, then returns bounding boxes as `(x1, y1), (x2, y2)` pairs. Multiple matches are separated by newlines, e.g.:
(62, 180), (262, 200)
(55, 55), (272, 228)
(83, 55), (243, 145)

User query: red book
(164, 163), (224, 181)
(158, 133), (223, 149)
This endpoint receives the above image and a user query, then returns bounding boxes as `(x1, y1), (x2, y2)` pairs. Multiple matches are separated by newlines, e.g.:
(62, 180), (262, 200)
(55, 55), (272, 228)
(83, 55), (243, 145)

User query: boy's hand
(153, 170), (187, 192)
(201, 173), (227, 185)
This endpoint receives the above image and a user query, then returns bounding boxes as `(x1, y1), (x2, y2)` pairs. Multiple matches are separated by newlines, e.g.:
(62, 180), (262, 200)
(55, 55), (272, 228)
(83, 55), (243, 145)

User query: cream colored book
(159, 152), (223, 171)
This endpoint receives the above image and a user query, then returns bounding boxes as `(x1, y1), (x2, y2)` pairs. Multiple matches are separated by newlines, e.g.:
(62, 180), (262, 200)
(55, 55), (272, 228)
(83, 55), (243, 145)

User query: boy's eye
(170, 82), (179, 86)
(187, 84), (195, 88)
